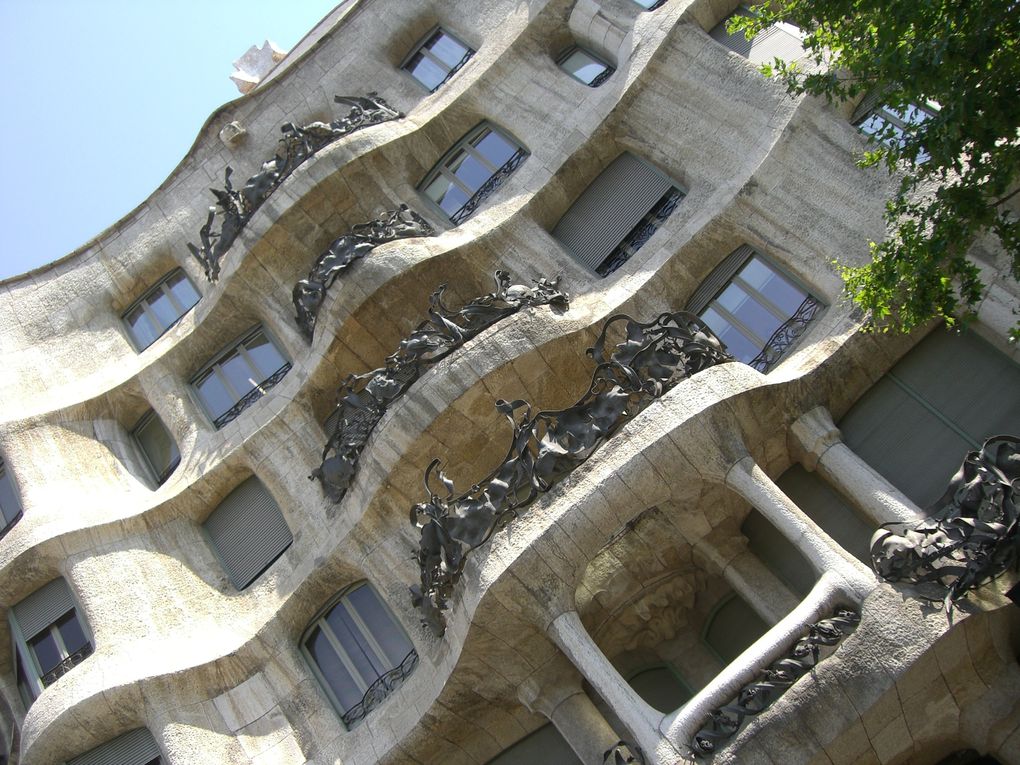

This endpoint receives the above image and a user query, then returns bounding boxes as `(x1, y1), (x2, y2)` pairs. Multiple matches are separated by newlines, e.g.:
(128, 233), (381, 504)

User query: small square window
(123, 268), (201, 351)
(557, 47), (614, 87)
(403, 28), (474, 92)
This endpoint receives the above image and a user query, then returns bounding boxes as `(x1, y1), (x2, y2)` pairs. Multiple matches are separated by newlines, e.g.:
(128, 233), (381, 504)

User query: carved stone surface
(292, 205), (436, 341)
(691, 608), (861, 756)
(871, 435), (1020, 610)
(410, 311), (733, 636)
(311, 270), (568, 501)
(188, 93), (403, 281)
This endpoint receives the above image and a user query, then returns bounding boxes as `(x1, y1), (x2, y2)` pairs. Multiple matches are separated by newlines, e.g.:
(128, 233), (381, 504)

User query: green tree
(732, 0), (1020, 340)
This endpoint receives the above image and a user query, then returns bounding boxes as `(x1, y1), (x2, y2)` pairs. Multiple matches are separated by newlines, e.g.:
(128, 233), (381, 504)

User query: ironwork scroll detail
(410, 312), (733, 636)
(588, 67), (615, 88)
(449, 148), (529, 225)
(604, 742), (644, 765)
(870, 435), (1020, 610)
(691, 608), (860, 756)
(189, 93), (403, 281)
(430, 49), (474, 93)
(292, 205), (435, 341)
(311, 271), (569, 502)
(213, 362), (292, 429)
(41, 642), (94, 687)
(748, 295), (823, 373)
(340, 649), (419, 728)
(597, 188), (684, 277)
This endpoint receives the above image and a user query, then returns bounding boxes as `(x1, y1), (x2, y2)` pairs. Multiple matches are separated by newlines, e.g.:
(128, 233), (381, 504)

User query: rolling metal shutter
(13, 578), (77, 640)
(709, 12), (754, 57)
(204, 476), (293, 590)
(746, 26), (804, 66)
(552, 152), (675, 273)
(684, 245), (755, 315)
(67, 727), (161, 765)
(851, 89), (885, 124)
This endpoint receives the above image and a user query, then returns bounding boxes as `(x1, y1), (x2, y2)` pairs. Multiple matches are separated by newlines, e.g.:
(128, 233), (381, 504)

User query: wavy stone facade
(1, 1), (1019, 764)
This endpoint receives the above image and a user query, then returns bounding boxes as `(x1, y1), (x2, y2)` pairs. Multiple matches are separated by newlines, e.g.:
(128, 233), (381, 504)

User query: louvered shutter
(13, 578), (77, 640)
(851, 89), (885, 124)
(747, 26), (804, 66)
(552, 152), (676, 273)
(67, 727), (161, 765)
(709, 10), (755, 57)
(685, 245), (755, 315)
(204, 477), (293, 590)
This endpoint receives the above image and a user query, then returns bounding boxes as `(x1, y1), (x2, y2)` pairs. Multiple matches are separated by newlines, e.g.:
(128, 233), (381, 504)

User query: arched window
(301, 582), (418, 728)
(556, 46), (614, 87)
(122, 268), (200, 351)
(402, 27), (474, 92)
(702, 593), (768, 665)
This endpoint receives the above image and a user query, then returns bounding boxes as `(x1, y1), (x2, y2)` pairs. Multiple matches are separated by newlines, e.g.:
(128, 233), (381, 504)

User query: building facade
(0, 1), (1018, 764)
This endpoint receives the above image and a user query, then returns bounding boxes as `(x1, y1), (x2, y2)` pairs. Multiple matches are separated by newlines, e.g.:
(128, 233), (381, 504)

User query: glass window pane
(629, 667), (691, 712)
(126, 306), (159, 349)
(145, 290), (179, 331)
(717, 283), (783, 342)
(427, 31), (469, 68)
(56, 611), (89, 655)
(449, 150), (494, 193)
(425, 173), (470, 215)
(326, 602), (386, 681)
(243, 332), (287, 379)
(472, 130), (516, 168)
(346, 585), (413, 668)
(219, 352), (259, 397)
(166, 271), (200, 312)
(135, 414), (180, 480)
(29, 630), (62, 674)
(196, 372), (236, 420)
(0, 466), (20, 525)
(407, 52), (448, 91)
(739, 258), (805, 315)
(701, 306), (760, 363)
(306, 627), (363, 711)
(560, 50), (607, 85)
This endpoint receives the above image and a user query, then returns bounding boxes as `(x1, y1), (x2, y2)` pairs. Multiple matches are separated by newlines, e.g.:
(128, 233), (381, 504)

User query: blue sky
(0, 0), (337, 280)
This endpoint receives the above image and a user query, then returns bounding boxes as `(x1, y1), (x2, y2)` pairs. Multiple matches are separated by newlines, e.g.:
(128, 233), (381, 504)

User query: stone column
(696, 539), (799, 626)
(546, 610), (680, 764)
(791, 406), (921, 526)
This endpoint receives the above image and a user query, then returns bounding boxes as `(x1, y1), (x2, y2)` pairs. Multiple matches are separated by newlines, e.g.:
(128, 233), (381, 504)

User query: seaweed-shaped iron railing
(311, 271), (569, 502)
(189, 93), (402, 281)
(871, 435), (1020, 611)
(691, 608), (860, 756)
(410, 311), (733, 635)
(292, 205), (435, 341)
(748, 295), (823, 373)
(340, 649), (419, 728)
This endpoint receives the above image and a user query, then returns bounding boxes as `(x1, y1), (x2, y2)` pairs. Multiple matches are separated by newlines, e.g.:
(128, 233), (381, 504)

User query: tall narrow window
(9, 577), (93, 705)
(420, 123), (528, 224)
(686, 246), (822, 372)
(132, 410), (180, 485)
(192, 326), (291, 429)
(203, 476), (293, 590)
(552, 151), (684, 276)
(0, 457), (23, 538)
(67, 728), (163, 765)
(302, 582), (418, 728)
(403, 28), (474, 92)
(123, 269), (201, 350)
(557, 46), (614, 87)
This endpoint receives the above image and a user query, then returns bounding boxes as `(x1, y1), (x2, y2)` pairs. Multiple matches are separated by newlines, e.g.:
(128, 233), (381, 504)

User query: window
(552, 151), (684, 276)
(557, 47), (614, 87)
(9, 578), (93, 706)
(702, 594), (768, 665)
(709, 9), (804, 65)
(132, 410), (180, 485)
(628, 665), (692, 712)
(66, 728), (162, 765)
(0, 457), (23, 538)
(632, 0), (666, 9)
(485, 725), (581, 765)
(302, 582), (418, 728)
(123, 269), (200, 350)
(403, 27), (474, 92)
(203, 476), (292, 590)
(192, 326), (291, 429)
(686, 246), (822, 373)
(853, 95), (938, 160)
(420, 123), (528, 224)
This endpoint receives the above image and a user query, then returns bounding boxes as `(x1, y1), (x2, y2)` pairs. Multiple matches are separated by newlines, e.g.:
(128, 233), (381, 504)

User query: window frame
(190, 325), (292, 429)
(300, 581), (418, 729)
(400, 26), (475, 93)
(417, 121), (529, 225)
(131, 409), (181, 486)
(632, 0), (667, 9)
(854, 99), (939, 160)
(0, 457), (23, 538)
(555, 46), (615, 87)
(122, 268), (201, 351)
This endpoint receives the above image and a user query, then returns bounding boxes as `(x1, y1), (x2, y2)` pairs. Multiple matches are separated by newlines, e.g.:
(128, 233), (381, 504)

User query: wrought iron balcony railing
(340, 649), (419, 728)
(431, 49), (474, 93)
(449, 148), (529, 224)
(748, 295), (823, 373)
(597, 188), (684, 276)
(41, 642), (94, 687)
(212, 362), (292, 429)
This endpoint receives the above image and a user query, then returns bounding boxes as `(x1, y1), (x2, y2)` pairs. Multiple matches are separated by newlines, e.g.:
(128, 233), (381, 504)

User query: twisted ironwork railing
(410, 311), (733, 636)
(597, 188), (684, 276)
(189, 93), (403, 281)
(691, 608), (860, 756)
(292, 205), (435, 341)
(449, 148), (529, 224)
(41, 642), (94, 687)
(212, 362), (292, 429)
(588, 66), (615, 88)
(311, 271), (568, 502)
(431, 49), (475, 92)
(748, 295), (823, 373)
(340, 649), (419, 728)
(871, 435), (1020, 611)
